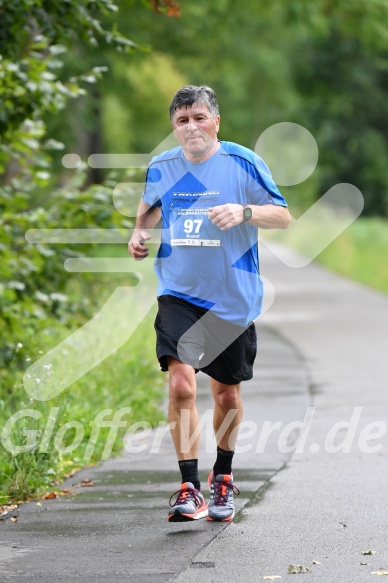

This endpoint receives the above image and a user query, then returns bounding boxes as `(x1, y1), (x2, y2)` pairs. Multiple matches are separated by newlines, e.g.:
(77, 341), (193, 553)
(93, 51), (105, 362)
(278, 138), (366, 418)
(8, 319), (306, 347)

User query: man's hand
(208, 204), (244, 231)
(128, 230), (152, 260)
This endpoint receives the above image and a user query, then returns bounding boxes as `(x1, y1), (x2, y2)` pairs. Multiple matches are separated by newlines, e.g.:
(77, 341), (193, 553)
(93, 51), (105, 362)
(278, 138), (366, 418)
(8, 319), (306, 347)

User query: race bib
(170, 208), (221, 246)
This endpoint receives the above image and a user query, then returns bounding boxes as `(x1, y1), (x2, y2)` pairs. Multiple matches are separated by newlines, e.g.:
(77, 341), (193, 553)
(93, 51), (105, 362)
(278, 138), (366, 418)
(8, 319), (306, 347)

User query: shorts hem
(157, 352), (253, 384)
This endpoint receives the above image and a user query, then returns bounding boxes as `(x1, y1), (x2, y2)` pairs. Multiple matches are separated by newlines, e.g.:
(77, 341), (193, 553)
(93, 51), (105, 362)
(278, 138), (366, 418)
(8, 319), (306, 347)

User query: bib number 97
(183, 219), (203, 234)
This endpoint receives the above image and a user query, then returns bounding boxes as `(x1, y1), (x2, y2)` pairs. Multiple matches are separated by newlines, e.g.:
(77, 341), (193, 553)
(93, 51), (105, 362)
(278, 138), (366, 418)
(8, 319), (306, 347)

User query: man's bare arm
(128, 200), (162, 260)
(208, 203), (291, 230)
(245, 203), (291, 229)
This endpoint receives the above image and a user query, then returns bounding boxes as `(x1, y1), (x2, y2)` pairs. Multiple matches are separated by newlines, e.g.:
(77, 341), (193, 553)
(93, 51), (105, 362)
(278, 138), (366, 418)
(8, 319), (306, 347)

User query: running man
(128, 85), (290, 522)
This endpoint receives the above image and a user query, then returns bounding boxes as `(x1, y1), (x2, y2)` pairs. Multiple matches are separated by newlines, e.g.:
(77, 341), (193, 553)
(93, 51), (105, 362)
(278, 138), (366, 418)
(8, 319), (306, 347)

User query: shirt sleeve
(234, 154), (288, 207)
(142, 164), (162, 208)
(252, 154), (287, 206)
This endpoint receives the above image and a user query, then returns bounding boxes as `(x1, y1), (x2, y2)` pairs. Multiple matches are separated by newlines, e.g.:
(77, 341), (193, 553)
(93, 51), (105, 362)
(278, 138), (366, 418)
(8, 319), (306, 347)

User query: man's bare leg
(210, 379), (242, 451)
(167, 356), (199, 460)
(167, 356), (208, 522)
(207, 378), (242, 522)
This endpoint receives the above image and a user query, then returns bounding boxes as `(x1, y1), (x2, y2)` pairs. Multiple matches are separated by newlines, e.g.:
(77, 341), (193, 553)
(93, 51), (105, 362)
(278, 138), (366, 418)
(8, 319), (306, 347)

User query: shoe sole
(206, 510), (235, 522)
(168, 508), (208, 522)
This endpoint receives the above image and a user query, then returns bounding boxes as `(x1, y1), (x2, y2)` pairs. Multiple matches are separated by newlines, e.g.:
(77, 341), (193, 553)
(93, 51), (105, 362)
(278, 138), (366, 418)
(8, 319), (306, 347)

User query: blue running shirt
(142, 141), (287, 327)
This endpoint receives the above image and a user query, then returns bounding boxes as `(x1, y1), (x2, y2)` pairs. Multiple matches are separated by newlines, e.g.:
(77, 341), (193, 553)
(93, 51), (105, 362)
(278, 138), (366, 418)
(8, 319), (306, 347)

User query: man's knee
(168, 358), (196, 403)
(212, 382), (241, 410)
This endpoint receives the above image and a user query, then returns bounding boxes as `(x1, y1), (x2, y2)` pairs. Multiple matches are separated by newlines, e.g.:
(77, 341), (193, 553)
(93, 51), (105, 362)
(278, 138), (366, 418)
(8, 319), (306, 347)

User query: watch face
(244, 206), (252, 221)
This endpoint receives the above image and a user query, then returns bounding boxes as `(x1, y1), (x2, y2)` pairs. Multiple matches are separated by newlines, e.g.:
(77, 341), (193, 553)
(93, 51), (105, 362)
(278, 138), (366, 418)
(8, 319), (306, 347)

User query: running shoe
(206, 472), (240, 522)
(168, 482), (208, 522)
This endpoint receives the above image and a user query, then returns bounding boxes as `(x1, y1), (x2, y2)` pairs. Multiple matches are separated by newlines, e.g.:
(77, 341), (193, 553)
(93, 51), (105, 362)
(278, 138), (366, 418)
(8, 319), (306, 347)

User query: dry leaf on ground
(263, 576), (282, 580)
(41, 492), (57, 500)
(371, 572), (388, 576)
(72, 478), (94, 488)
(0, 504), (18, 515)
(0, 505), (20, 522)
(288, 564), (312, 574)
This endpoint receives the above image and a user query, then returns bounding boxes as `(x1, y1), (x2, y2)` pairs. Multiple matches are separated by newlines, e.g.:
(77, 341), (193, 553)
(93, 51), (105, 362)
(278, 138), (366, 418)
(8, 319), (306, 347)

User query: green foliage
(0, 153), (165, 501)
(0, 0), (169, 502)
(97, 0), (388, 217)
(286, 0), (388, 216)
(0, 305), (165, 502)
(0, 166), (123, 386)
(0, 0), (133, 59)
(0, 0), (135, 144)
(101, 52), (186, 153)
(310, 217), (388, 294)
(5, 0), (388, 216)
(0, 152), (166, 503)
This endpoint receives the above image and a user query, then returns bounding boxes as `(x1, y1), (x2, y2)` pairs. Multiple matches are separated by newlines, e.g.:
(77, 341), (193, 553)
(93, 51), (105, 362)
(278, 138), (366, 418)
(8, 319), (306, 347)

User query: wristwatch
(243, 204), (252, 223)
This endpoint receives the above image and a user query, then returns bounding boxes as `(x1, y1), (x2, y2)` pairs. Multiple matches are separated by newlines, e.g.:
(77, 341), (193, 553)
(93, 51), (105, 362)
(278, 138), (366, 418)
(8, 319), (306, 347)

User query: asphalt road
(1, 242), (387, 582)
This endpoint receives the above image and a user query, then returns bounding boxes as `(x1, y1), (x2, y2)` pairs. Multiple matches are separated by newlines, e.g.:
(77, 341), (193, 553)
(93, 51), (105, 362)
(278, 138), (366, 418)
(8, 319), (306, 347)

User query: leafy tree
(95, 0), (388, 216)
(285, 0), (388, 215)
(0, 0), (180, 501)
(0, 0), (181, 378)
(0, 0), (136, 143)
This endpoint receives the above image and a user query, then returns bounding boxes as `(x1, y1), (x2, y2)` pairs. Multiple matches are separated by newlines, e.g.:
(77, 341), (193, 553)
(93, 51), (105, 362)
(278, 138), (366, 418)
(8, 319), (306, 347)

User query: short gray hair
(169, 85), (219, 120)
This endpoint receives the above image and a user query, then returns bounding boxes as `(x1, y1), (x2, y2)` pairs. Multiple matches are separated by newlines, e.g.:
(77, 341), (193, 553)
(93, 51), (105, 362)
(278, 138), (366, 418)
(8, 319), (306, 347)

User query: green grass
(262, 216), (388, 294)
(0, 246), (166, 503)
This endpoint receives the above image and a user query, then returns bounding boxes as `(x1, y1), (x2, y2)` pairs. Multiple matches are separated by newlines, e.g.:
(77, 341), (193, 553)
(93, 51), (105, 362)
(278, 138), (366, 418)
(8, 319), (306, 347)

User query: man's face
(171, 103), (220, 162)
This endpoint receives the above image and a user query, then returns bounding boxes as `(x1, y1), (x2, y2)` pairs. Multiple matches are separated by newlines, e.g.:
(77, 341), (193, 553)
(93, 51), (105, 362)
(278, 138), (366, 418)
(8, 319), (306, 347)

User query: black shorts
(154, 295), (257, 385)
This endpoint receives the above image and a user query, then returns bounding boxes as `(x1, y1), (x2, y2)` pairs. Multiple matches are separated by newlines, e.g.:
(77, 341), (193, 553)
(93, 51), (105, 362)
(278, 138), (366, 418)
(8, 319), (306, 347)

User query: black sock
(213, 446), (234, 476)
(178, 459), (200, 491)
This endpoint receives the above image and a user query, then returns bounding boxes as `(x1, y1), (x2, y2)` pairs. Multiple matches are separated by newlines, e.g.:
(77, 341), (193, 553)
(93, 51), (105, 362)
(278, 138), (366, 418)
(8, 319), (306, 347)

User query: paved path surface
(1, 243), (387, 582)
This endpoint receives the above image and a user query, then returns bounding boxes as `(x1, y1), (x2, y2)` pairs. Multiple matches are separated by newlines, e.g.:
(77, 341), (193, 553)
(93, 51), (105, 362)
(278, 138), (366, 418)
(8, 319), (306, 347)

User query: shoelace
(169, 486), (201, 508)
(213, 480), (240, 506)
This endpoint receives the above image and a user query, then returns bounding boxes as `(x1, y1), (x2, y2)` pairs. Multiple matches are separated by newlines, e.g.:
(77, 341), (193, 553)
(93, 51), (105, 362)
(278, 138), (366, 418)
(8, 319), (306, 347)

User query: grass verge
(262, 215), (388, 295)
(0, 246), (165, 503)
